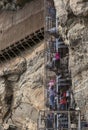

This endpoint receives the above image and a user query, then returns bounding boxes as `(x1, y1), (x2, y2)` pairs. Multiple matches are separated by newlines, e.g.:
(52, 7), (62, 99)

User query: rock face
(0, 0), (88, 129)
(0, 0), (32, 10)
(54, 0), (88, 120)
(0, 43), (44, 129)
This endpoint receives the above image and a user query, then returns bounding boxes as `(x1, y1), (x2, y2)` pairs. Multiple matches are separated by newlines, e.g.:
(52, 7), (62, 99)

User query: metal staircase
(38, 0), (88, 130)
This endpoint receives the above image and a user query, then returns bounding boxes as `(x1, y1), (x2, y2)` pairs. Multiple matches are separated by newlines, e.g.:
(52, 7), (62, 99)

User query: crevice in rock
(2, 76), (13, 123)
(77, 0), (88, 4)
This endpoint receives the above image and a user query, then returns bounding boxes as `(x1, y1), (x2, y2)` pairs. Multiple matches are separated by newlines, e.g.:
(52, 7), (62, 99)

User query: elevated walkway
(0, 0), (44, 54)
(0, 28), (44, 62)
(37, 0), (88, 130)
(38, 110), (81, 130)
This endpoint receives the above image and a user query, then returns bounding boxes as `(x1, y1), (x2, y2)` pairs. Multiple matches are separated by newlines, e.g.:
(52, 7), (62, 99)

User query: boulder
(70, 0), (88, 16)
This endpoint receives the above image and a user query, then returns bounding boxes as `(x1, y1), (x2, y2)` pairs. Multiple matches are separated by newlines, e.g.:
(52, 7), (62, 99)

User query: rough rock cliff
(54, 0), (88, 120)
(0, 43), (44, 129)
(0, 0), (88, 129)
(0, 0), (32, 10)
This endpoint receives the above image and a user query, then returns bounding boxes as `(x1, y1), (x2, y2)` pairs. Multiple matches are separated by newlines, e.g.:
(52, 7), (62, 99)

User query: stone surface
(54, 0), (68, 25)
(0, 0), (32, 10)
(0, 43), (44, 129)
(0, 0), (88, 129)
(70, 0), (88, 16)
(54, 0), (88, 120)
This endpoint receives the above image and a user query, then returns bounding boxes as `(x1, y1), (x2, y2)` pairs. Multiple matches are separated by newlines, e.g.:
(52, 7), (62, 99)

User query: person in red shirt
(55, 52), (60, 71)
(59, 92), (67, 110)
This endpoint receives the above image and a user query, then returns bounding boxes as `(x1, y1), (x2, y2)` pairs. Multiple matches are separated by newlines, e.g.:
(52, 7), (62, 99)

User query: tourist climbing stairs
(37, 0), (88, 130)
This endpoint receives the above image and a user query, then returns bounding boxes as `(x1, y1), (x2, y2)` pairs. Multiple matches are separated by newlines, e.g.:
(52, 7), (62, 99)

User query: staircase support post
(78, 111), (81, 130)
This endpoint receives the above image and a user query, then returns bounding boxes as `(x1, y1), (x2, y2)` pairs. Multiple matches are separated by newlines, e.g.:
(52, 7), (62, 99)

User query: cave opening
(2, 77), (14, 122)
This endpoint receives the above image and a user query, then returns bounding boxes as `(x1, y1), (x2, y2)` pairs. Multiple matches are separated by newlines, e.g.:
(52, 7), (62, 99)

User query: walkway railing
(38, 110), (81, 130)
(38, 0), (88, 130)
